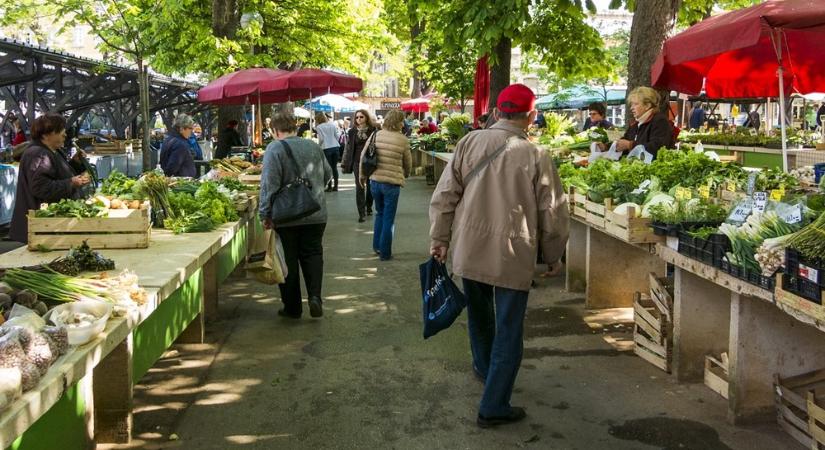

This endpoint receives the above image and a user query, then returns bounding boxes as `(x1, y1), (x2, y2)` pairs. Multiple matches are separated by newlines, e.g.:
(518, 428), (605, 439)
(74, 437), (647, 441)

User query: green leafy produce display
(34, 198), (107, 218)
(648, 198), (728, 225)
(719, 211), (803, 273)
(100, 169), (139, 198)
(439, 113), (471, 142)
(217, 177), (256, 192)
(786, 212), (825, 263)
(165, 211), (215, 234)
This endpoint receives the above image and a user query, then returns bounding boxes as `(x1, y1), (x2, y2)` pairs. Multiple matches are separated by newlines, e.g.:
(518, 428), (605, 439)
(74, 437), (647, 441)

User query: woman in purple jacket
(9, 113), (90, 243)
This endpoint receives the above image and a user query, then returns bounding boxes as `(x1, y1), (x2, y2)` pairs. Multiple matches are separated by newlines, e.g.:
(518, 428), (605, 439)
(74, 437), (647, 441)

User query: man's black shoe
(277, 309), (301, 319)
(366, 209), (373, 216)
(358, 215), (366, 223)
(477, 407), (526, 429)
(309, 296), (323, 318)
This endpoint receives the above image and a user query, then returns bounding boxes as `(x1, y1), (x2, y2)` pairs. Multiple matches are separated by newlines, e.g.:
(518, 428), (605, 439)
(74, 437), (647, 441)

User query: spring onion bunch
(719, 211), (800, 273)
(2, 268), (117, 303)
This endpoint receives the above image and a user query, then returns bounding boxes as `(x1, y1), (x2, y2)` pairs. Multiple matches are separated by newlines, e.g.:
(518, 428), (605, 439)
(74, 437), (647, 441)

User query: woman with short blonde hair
(359, 109), (411, 260)
(614, 87), (674, 160)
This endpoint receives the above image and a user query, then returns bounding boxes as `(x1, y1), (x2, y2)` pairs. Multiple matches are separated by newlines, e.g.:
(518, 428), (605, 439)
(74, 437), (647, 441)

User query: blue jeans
(370, 180), (400, 260)
(462, 278), (529, 417)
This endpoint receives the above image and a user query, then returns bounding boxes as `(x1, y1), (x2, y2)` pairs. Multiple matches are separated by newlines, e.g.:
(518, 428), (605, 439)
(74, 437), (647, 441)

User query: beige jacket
(429, 120), (570, 291)
(359, 130), (412, 186)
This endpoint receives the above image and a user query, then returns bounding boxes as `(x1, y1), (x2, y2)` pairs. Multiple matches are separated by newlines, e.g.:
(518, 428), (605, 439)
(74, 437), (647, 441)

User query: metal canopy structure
(0, 37), (203, 139)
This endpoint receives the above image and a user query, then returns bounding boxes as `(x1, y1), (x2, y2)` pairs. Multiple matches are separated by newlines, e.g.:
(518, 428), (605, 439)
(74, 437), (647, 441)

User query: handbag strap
(464, 134), (521, 184)
(366, 131), (378, 155)
(279, 139), (303, 180)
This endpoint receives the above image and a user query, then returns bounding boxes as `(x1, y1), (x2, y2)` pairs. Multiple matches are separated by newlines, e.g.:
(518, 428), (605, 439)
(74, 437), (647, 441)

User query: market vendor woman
(9, 113), (90, 243)
(614, 87), (675, 160)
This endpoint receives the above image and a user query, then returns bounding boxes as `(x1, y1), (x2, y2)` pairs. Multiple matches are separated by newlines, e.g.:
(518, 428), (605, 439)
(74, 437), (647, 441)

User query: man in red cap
(428, 83), (569, 428)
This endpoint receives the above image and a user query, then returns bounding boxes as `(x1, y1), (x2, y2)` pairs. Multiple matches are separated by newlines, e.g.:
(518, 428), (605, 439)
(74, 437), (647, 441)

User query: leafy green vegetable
(100, 169), (139, 197)
(35, 199), (106, 218)
(165, 211), (215, 234)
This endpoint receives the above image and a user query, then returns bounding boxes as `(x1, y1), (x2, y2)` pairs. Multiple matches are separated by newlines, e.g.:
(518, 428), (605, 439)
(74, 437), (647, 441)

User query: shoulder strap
(464, 134), (521, 184)
(279, 139), (302, 179)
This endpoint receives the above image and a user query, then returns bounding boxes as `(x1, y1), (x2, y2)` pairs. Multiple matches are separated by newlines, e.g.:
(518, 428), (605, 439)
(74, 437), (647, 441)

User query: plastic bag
(419, 257), (467, 339)
(247, 229), (288, 285)
(626, 145), (654, 164)
(588, 141), (623, 163)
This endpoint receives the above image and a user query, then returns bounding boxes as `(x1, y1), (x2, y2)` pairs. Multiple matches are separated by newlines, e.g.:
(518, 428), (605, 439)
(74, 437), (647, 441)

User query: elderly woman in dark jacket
(341, 109), (377, 222)
(9, 113), (90, 243)
(160, 114), (197, 177)
(615, 87), (675, 160)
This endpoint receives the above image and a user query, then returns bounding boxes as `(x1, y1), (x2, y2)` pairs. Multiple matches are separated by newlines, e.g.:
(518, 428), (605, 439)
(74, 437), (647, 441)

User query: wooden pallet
(585, 198), (608, 229)
(27, 206), (151, 251)
(633, 292), (672, 373)
(649, 273), (675, 321)
(604, 202), (662, 244)
(91, 139), (141, 154)
(568, 187), (588, 220)
(705, 354), (729, 399)
(774, 369), (825, 448)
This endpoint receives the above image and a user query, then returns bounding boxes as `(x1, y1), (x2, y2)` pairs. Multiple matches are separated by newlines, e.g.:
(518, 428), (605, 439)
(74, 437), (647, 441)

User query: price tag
(726, 181), (737, 192)
(753, 191), (768, 213)
(728, 199), (753, 223)
(631, 179), (651, 196)
(770, 189), (784, 201)
(746, 172), (758, 195)
(778, 203), (803, 224)
(675, 187), (692, 201)
(699, 185), (711, 199)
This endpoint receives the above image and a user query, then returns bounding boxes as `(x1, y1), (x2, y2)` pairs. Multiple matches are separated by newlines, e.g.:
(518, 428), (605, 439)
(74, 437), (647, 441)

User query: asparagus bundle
(786, 212), (825, 262)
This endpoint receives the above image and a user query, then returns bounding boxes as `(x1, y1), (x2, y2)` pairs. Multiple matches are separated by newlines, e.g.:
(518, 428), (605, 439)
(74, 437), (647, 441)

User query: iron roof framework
(0, 37), (207, 139)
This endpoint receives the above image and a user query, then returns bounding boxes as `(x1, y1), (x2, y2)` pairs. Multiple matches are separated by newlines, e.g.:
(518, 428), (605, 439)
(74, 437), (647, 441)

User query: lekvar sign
(381, 101), (401, 109)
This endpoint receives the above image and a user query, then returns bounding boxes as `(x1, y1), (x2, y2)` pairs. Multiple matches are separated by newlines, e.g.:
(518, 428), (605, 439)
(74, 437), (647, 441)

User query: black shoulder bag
(269, 140), (321, 225)
(361, 131), (379, 177)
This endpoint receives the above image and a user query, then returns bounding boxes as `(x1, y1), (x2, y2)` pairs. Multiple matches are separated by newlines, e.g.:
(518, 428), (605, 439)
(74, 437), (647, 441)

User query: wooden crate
(633, 292), (672, 373)
(585, 197), (608, 229)
(649, 273), (675, 321)
(774, 369), (825, 448)
(238, 173), (261, 185)
(568, 187), (588, 220)
(704, 354), (729, 399)
(27, 207), (151, 251)
(604, 203), (662, 244)
(91, 140), (136, 154)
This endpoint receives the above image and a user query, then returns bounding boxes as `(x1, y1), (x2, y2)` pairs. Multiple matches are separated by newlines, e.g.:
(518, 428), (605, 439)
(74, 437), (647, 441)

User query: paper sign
(675, 187), (692, 201)
(770, 189), (784, 201)
(799, 264), (820, 284)
(728, 199), (754, 222)
(778, 203), (802, 224)
(726, 181), (737, 192)
(699, 185), (711, 199)
(753, 191), (768, 213)
(747, 172), (758, 195)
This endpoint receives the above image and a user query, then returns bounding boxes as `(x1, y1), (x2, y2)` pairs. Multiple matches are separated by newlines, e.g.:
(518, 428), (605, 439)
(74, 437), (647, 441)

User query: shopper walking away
(9, 113), (91, 243)
(259, 111), (332, 319)
(429, 83), (569, 428)
(315, 112), (341, 192)
(160, 114), (197, 178)
(215, 120), (244, 159)
(359, 109), (411, 261)
(342, 109), (377, 222)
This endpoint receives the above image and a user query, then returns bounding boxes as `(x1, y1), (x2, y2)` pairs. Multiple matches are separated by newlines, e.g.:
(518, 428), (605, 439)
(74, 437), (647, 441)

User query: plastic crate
(677, 232), (695, 258)
(651, 221), (680, 237)
(785, 248), (825, 288)
(782, 275), (822, 304)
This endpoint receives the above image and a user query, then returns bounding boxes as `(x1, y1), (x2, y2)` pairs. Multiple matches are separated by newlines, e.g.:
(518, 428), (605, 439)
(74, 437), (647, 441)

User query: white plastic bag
(588, 141), (623, 163)
(626, 145), (654, 164)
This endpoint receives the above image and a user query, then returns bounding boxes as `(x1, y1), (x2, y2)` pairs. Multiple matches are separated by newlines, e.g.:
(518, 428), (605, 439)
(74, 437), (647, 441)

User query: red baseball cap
(497, 84), (536, 113)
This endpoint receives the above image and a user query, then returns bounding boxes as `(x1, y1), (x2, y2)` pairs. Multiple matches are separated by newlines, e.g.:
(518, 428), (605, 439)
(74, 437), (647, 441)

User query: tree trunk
(410, 19), (424, 98)
(488, 37), (511, 111)
(626, 0), (680, 123)
(212, 0), (244, 155)
(137, 59), (152, 171)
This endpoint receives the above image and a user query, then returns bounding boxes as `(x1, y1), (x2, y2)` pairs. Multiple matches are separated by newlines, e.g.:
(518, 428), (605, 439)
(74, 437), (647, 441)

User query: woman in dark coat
(160, 114), (197, 178)
(615, 87), (674, 160)
(341, 109), (377, 222)
(9, 113), (90, 243)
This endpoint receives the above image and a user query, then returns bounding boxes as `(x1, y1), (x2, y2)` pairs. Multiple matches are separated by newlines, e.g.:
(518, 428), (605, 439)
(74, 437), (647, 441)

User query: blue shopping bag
(419, 257), (467, 339)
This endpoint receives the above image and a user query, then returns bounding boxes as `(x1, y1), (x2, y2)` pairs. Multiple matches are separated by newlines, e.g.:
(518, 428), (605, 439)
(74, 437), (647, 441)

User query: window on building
(72, 27), (85, 48)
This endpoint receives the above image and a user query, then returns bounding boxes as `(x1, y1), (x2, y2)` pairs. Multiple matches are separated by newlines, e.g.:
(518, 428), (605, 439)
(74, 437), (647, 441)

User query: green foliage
(439, 114), (472, 142)
(543, 113), (577, 140)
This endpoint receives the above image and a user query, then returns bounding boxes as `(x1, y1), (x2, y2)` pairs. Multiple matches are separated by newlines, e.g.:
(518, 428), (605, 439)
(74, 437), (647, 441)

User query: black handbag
(269, 140), (321, 225)
(361, 131), (379, 177)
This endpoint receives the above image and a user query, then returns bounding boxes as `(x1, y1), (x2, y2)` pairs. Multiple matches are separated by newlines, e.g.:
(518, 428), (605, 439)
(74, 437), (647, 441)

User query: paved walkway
(105, 174), (793, 450)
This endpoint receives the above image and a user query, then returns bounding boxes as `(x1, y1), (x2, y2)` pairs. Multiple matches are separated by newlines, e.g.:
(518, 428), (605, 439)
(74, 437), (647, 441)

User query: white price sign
(778, 203), (803, 224)
(728, 199), (754, 223)
(753, 191), (768, 213)
(631, 179), (652, 196)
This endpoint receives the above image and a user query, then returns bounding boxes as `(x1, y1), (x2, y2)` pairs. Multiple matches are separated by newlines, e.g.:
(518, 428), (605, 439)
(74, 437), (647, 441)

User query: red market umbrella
(258, 68), (364, 101)
(401, 93), (435, 113)
(197, 68), (290, 105)
(651, 0), (825, 170)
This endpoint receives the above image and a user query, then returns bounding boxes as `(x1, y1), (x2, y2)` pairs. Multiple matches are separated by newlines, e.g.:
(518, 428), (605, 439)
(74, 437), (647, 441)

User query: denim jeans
(370, 180), (400, 260)
(462, 278), (529, 417)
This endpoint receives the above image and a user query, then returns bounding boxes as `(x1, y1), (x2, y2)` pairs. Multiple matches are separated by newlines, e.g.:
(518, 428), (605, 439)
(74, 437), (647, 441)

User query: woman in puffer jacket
(359, 109), (411, 261)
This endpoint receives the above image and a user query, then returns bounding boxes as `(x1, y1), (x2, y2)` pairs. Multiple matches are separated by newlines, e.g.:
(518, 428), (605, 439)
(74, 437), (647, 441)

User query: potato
(110, 198), (123, 209)
(132, 200), (143, 209)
